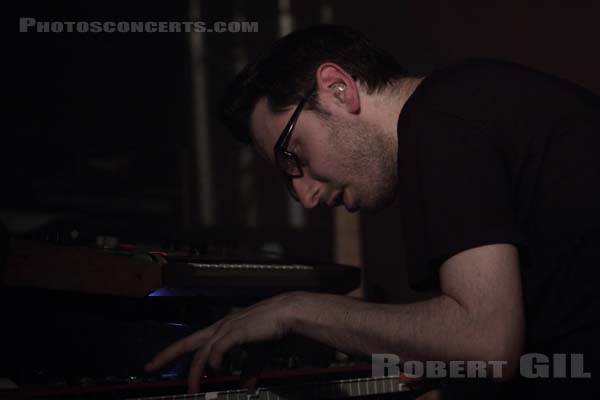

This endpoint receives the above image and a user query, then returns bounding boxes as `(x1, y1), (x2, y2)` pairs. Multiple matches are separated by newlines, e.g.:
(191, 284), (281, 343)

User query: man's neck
(364, 76), (425, 146)
(395, 76), (425, 117)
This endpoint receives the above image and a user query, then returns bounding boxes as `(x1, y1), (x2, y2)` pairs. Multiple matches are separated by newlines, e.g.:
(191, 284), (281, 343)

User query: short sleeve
(398, 107), (527, 290)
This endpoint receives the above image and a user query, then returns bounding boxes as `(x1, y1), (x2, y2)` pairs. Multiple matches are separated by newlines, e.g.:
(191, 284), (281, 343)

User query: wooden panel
(2, 239), (162, 297)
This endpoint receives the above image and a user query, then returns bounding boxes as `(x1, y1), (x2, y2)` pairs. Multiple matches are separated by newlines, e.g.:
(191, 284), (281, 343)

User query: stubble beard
(328, 117), (398, 211)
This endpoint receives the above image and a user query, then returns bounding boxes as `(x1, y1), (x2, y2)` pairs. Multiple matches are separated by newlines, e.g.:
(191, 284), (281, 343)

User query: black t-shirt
(397, 60), (600, 349)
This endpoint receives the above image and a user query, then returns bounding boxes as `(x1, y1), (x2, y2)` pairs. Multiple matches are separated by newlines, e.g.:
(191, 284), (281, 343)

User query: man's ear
(315, 63), (360, 114)
(331, 83), (346, 101)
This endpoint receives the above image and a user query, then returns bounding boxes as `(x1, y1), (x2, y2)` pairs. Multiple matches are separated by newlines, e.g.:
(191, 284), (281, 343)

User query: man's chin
(360, 190), (398, 213)
(344, 204), (360, 213)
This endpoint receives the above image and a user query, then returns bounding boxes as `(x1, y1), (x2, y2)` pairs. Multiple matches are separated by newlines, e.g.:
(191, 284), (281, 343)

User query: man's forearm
(288, 292), (498, 366)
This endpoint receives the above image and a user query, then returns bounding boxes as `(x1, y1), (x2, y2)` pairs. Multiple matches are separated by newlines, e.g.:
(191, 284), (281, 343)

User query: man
(146, 25), (600, 398)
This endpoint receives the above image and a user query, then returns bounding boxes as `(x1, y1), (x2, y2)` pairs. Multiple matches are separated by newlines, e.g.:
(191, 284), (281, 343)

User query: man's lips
(324, 190), (358, 212)
(327, 190), (343, 207)
(343, 190), (358, 212)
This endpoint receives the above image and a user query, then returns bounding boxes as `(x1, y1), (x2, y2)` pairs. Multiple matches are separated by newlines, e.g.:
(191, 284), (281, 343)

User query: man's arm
(291, 244), (525, 378)
(146, 243), (524, 391)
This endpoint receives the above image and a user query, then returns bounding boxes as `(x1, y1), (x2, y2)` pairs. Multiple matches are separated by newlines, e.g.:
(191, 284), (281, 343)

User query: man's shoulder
(424, 59), (550, 86)
(401, 60), (526, 126)
(417, 59), (600, 102)
(414, 59), (553, 101)
(404, 59), (599, 126)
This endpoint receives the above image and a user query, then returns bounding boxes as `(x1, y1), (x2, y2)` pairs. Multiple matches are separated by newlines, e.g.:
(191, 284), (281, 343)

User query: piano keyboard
(188, 263), (314, 271)
(2, 364), (420, 399)
(128, 375), (408, 400)
(163, 260), (359, 296)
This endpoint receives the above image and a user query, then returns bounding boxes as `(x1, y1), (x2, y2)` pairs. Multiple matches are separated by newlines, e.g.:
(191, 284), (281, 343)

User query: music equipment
(1, 365), (421, 400)
(1, 239), (376, 400)
(1, 239), (361, 298)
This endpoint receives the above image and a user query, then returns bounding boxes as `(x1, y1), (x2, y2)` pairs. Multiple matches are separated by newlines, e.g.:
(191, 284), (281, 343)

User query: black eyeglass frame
(273, 84), (317, 199)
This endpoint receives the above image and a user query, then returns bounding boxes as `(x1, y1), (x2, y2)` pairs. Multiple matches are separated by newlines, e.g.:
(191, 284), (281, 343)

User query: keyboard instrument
(2, 239), (361, 297)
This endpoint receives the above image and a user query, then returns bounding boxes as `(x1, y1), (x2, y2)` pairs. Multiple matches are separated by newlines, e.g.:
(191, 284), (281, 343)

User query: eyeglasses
(273, 84), (316, 201)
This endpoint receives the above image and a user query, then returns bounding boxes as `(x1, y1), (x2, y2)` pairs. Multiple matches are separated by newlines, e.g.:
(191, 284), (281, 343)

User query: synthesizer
(2, 239), (361, 297)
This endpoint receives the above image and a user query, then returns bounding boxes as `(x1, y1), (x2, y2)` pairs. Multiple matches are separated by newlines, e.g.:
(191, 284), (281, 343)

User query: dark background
(6, 0), (600, 303)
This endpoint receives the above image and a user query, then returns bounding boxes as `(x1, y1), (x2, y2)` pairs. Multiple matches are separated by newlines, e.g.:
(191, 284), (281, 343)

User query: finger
(335, 351), (350, 361)
(145, 325), (218, 371)
(207, 325), (245, 374)
(188, 346), (211, 394)
(240, 373), (260, 394)
(240, 342), (274, 393)
(188, 323), (233, 393)
(416, 389), (443, 400)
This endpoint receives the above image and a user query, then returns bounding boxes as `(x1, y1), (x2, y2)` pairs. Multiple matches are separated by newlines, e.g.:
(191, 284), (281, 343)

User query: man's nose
(292, 177), (320, 208)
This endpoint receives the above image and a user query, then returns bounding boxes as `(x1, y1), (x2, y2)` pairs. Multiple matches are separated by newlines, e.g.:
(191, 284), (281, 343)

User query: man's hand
(146, 244), (525, 393)
(144, 292), (301, 393)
